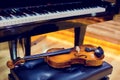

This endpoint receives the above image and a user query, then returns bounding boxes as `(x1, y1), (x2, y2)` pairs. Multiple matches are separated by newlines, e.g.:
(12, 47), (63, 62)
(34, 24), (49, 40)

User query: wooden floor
(0, 14), (120, 80)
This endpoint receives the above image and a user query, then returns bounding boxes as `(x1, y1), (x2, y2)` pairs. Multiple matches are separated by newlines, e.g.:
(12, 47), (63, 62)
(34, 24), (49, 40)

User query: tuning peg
(94, 47), (104, 58)
(85, 47), (95, 52)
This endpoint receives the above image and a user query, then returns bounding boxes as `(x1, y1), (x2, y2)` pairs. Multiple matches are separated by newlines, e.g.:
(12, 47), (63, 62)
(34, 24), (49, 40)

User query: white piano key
(0, 6), (105, 27)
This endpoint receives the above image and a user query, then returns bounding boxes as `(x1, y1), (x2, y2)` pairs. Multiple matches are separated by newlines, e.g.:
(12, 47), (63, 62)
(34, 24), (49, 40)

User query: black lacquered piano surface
(0, 0), (119, 42)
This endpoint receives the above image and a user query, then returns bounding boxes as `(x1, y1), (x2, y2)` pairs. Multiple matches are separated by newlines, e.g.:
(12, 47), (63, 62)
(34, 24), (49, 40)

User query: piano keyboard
(0, 6), (105, 27)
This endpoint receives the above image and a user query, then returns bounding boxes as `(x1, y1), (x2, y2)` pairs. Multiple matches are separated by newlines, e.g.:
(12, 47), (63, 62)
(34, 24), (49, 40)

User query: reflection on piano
(0, 0), (119, 28)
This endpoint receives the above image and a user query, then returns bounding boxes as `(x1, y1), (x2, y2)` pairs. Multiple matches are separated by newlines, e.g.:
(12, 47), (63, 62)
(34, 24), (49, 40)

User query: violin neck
(23, 48), (73, 60)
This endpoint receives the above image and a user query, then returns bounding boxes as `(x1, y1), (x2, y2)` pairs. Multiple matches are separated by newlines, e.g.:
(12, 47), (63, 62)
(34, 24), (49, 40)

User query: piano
(0, 0), (119, 28)
(0, 0), (119, 42)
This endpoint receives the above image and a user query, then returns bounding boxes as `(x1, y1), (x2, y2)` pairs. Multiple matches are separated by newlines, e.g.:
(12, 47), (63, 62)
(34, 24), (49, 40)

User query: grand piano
(0, 0), (119, 80)
(0, 0), (119, 42)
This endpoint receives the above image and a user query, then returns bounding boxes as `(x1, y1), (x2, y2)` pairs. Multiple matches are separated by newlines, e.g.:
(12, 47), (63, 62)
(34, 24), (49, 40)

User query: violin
(7, 44), (104, 69)
(45, 45), (104, 68)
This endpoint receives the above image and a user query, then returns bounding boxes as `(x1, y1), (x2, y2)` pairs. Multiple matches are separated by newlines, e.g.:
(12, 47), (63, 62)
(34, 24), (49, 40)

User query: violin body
(45, 45), (104, 68)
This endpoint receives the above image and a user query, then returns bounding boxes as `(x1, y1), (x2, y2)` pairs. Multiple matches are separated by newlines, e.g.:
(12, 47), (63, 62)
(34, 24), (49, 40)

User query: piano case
(9, 58), (112, 80)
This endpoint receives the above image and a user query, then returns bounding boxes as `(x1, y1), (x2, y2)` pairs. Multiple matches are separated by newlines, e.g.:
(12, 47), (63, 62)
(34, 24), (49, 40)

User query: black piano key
(0, 10), (13, 19)
(19, 8), (36, 16)
(28, 7), (49, 15)
(4, 9), (21, 18)
(11, 9), (27, 17)
(45, 6), (58, 13)
(12, 9), (27, 17)
(0, 16), (2, 20)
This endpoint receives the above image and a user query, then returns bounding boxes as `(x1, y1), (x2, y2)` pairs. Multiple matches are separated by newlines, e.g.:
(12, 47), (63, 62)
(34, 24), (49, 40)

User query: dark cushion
(11, 59), (112, 80)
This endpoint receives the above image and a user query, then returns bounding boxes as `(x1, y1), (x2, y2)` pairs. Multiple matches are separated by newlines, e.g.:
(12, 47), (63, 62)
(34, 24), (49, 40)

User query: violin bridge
(75, 46), (80, 53)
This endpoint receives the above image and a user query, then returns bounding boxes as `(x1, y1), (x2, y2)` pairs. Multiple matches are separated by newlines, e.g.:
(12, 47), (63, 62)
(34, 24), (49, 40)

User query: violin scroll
(7, 58), (25, 69)
(85, 46), (104, 59)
